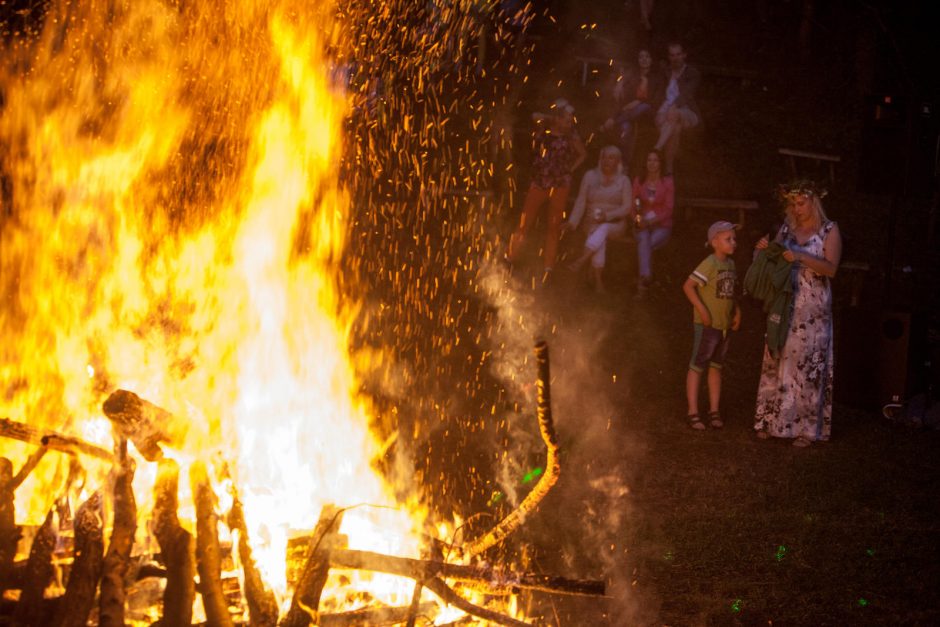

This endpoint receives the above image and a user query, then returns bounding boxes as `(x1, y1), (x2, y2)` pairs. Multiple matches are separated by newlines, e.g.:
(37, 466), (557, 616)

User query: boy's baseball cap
(706, 220), (739, 245)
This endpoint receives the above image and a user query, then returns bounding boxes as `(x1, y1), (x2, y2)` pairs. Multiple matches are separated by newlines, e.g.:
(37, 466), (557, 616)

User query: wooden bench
(778, 147), (841, 184)
(679, 197), (760, 227)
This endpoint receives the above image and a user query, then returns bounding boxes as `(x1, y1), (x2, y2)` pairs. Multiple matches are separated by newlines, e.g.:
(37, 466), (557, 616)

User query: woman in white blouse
(564, 145), (633, 293)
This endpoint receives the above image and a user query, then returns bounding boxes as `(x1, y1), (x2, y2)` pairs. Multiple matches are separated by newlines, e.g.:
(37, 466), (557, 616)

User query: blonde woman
(564, 145), (632, 293)
(753, 180), (842, 447)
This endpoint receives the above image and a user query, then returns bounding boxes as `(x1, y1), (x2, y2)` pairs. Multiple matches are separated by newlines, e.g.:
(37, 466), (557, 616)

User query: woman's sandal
(707, 411), (724, 428)
(688, 413), (706, 430)
(755, 429), (771, 440)
(792, 436), (812, 448)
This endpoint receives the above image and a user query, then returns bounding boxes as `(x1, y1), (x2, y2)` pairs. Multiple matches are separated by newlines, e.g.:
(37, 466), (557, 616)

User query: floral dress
(754, 221), (836, 441)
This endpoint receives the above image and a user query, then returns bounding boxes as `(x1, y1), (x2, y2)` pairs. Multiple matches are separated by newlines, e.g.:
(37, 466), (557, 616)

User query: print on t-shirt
(716, 268), (735, 299)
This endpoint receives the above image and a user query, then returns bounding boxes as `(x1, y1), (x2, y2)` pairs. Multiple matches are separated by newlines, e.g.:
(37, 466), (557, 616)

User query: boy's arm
(682, 277), (712, 326)
(731, 302), (742, 331)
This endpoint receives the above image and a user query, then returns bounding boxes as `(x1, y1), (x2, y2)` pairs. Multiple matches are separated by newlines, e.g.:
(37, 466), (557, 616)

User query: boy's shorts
(689, 324), (731, 372)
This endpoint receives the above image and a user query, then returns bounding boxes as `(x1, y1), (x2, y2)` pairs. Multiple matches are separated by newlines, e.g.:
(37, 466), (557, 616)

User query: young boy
(682, 221), (742, 430)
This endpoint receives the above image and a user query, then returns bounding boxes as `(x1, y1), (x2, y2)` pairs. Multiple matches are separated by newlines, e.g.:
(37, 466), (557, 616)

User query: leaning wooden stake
(12, 507), (57, 626)
(0, 447), (47, 594)
(153, 459), (195, 627)
(190, 460), (234, 627)
(227, 484), (278, 626)
(330, 548), (605, 597)
(51, 492), (104, 627)
(281, 505), (345, 627)
(99, 437), (137, 627)
(460, 340), (561, 559)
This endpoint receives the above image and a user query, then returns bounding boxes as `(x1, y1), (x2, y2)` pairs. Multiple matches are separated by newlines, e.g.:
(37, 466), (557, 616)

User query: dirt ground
(477, 3), (940, 622)
(493, 246), (940, 626)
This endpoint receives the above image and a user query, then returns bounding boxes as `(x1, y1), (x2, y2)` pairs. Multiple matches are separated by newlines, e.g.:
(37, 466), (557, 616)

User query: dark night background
(2, 0), (940, 624)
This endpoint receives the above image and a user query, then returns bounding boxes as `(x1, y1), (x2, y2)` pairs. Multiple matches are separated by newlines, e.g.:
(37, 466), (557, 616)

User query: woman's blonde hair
(785, 192), (829, 230)
(597, 145), (623, 175)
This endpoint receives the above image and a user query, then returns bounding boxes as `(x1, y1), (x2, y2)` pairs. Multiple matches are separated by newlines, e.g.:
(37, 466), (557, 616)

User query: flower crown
(776, 179), (828, 204)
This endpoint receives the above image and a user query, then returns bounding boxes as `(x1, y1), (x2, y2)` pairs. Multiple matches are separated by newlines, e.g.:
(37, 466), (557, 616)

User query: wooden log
(460, 341), (561, 559)
(51, 492), (104, 627)
(153, 459), (195, 627)
(281, 505), (345, 627)
(12, 508), (57, 626)
(330, 548), (605, 597)
(227, 488), (278, 626)
(101, 390), (183, 462)
(0, 417), (113, 461)
(99, 438), (137, 627)
(0, 446), (49, 596)
(190, 460), (234, 627)
(422, 576), (531, 627)
(319, 602), (436, 626)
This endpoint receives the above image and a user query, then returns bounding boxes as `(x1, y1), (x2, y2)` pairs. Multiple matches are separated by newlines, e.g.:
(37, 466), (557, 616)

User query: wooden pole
(153, 459), (195, 627)
(190, 460), (234, 627)
(281, 505), (345, 627)
(51, 492), (104, 627)
(330, 548), (605, 597)
(12, 508), (57, 626)
(460, 340), (560, 559)
(227, 488), (278, 626)
(99, 438), (137, 627)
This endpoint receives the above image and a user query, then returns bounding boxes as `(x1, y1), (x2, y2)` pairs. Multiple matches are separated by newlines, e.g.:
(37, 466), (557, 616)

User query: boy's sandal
(707, 411), (724, 428)
(755, 429), (771, 440)
(792, 436), (812, 448)
(688, 413), (706, 430)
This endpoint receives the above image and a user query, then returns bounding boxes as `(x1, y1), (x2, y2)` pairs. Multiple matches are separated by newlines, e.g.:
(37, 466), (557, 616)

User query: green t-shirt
(690, 254), (737, 330)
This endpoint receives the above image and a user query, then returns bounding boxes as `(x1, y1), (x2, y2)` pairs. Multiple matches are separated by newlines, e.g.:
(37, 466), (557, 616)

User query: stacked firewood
(0, 342), (604, 625)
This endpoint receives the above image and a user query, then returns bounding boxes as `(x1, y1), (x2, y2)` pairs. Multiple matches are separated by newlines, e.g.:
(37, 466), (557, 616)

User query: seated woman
(631, 149), (674, 296)
(601, 49), (662, 169)
(564, 145), (633, 293)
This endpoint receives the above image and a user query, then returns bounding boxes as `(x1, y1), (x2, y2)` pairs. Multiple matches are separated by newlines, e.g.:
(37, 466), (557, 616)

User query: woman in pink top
(631, 149), (674, 296)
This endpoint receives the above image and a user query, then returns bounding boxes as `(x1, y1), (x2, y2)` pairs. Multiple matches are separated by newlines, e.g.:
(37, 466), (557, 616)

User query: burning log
(422, 576), (531, 627)
(190, 460), (234, 627)
(101, 390), (185, 462)
(281, 505), (345, 627)
(152, 459), (195, 627)
(0, 417), (113, 461)
(99, 438), (137, 627)
(226, 481), (279, 626)
(460, 341), (561, 560)
(12, 508), (57, 626)
(0, 446), (48, 594)
(318, 602), (436, 626)
(330, 549), (605, 597)
(51, 493), (104, 627)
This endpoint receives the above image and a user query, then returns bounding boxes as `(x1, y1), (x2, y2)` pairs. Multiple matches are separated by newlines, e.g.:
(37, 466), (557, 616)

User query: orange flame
(1, 0), (427, 613)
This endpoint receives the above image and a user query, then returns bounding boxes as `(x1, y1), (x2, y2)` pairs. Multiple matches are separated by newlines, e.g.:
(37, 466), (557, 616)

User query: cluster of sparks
(0, 0), (554, 622)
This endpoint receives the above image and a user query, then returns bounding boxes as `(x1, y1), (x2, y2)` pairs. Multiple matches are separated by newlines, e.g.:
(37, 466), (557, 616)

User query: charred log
(422, 576), (531, 627)
(51, 492), (104, 627)
(227, 485), (278, 626)
(99, 438), (137, 627)
(319, 602), (436, 626)
(281, 505), (345, 627)
(153, 459), (195, 627)
(101, 390), (184, 462)
(330, 548), (605, 597)
(460, 340), (561, 559)
(12, 508), (57, 626)
(190, 460), (234, 627)
(0, 417), (112, 461)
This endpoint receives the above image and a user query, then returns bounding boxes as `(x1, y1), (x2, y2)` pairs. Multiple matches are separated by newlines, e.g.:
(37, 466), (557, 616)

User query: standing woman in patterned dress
(753, 181), (842, 447)
(506, 98), (586, 282)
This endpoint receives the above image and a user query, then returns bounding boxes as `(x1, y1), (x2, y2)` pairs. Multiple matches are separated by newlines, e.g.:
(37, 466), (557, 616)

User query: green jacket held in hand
(744, 241), (793, 358)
